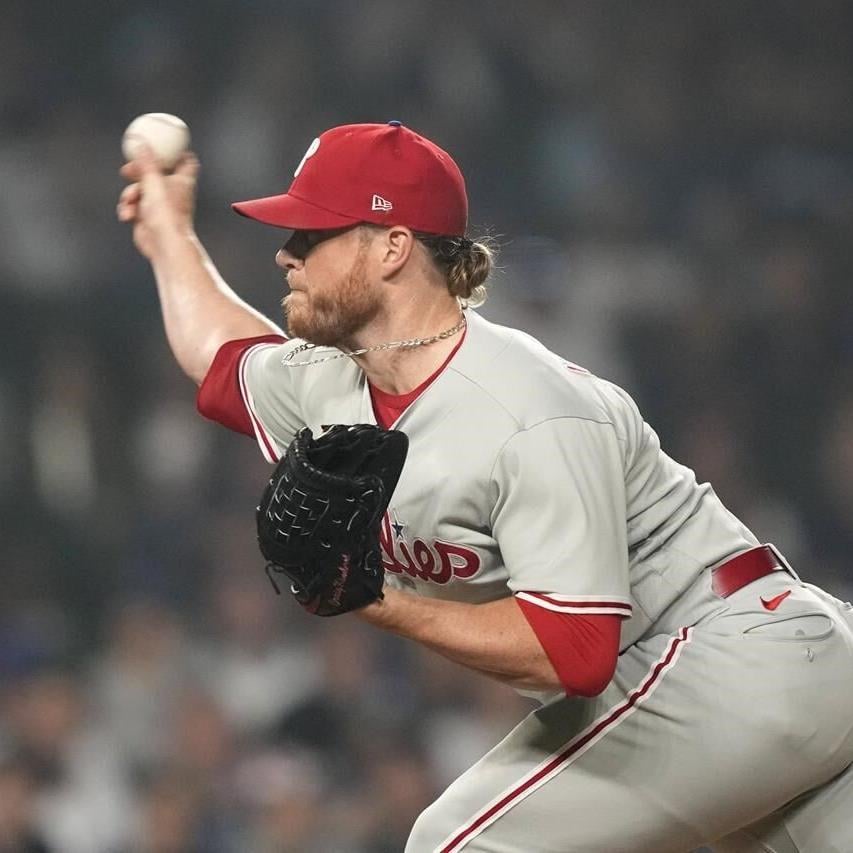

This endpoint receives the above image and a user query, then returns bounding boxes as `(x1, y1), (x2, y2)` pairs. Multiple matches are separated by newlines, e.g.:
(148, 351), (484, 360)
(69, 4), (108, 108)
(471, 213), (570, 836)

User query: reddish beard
(283, 246), (381, 347)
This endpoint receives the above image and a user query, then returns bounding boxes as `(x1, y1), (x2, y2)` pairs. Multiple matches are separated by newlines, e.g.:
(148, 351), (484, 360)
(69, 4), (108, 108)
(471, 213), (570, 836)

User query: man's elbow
(508, 647), (618, 697)
(563, 658), (618, 698)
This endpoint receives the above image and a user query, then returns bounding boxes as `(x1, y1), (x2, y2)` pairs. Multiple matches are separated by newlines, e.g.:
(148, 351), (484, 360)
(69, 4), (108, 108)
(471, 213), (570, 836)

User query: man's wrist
(356, 587), (402, 627)
(154, 224), (198, 258)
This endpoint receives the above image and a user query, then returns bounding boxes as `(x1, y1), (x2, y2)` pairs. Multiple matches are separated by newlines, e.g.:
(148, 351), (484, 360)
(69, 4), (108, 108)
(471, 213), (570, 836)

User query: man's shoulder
(246, 337), (364, 394)
(452, 312), (628, 429)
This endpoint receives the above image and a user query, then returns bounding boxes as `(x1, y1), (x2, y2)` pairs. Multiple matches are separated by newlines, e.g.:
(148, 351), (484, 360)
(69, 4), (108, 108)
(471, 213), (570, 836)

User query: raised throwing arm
(117, 146), (283, 384)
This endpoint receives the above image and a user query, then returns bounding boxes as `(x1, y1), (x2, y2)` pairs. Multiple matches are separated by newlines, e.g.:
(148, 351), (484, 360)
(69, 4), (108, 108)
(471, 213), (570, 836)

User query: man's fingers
(117, 197), (137, 221)
(119, 183), (141, 205)
(120, 160), (140, 180)
(135, 143), (169, 182)
(120, 143), (160, 178)
(116, 146), (195, 227)
(174, 151), (200, 182)
(116, 182), (141, 221)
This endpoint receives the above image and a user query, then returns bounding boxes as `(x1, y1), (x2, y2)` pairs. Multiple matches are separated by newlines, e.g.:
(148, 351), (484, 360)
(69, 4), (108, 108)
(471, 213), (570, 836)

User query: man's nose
(275, 247), (303, 270)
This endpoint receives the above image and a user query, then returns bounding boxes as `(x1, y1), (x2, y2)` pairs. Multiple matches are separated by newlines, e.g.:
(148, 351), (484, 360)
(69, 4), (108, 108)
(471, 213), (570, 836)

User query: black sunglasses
(282, 225), (358, 260)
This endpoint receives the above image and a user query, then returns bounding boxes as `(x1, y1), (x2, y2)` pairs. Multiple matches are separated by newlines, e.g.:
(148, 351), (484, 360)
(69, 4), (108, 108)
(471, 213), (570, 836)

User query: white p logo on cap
(294, 137), (320, 178)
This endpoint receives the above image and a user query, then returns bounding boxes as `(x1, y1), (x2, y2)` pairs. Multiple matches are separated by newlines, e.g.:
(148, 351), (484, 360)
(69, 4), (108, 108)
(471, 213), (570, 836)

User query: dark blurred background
(1, 1), (852, 850)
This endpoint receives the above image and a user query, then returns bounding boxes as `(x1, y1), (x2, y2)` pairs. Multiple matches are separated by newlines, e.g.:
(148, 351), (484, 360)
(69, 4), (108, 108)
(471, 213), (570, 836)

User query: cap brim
(231, 192), (361, 230)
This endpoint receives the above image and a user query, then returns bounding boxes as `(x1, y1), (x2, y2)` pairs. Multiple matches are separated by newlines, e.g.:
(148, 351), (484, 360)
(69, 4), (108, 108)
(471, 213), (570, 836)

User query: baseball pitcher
(118, 121), (853, 852)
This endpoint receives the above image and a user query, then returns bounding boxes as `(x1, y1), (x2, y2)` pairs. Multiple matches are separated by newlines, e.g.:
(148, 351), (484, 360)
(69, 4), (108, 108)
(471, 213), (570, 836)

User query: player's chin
(283, 295), (305, 336)
(286, 306), (334, 346)
(283, 292), (309, 318)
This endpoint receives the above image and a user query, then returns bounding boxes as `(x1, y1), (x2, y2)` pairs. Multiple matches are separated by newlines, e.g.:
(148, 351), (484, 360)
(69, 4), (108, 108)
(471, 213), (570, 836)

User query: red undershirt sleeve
(515, 598), (621, 697)
(196, 334), (286, 436)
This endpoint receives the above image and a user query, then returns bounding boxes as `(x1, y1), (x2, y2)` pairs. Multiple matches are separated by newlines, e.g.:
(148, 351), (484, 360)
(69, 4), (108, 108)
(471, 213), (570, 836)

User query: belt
(711, 544), (790, 598)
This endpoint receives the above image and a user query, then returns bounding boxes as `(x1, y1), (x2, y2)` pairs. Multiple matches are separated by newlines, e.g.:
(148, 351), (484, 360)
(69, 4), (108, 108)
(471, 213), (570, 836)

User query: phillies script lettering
(379, 514), (481, 585)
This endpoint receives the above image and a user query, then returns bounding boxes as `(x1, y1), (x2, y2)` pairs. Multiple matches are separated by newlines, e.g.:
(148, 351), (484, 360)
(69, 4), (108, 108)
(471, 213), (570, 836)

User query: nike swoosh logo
(760, 590), (792, 611)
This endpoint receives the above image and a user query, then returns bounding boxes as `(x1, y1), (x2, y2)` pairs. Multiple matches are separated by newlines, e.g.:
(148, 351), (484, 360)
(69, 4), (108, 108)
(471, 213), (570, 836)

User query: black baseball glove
(256, 424), (409, 616)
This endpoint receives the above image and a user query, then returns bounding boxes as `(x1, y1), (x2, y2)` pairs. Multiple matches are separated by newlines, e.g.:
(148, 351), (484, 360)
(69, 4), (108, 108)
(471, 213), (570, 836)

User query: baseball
(122, 112), (190, 170)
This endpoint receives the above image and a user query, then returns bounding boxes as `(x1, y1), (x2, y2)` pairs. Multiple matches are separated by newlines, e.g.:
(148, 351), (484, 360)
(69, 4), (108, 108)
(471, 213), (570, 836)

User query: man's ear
(377, 226), (416, 279)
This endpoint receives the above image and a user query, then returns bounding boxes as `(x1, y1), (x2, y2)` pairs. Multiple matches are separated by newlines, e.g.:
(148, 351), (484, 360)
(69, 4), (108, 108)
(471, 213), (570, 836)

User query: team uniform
(198, 308), (853, 852)
(124, 118), (853, 850)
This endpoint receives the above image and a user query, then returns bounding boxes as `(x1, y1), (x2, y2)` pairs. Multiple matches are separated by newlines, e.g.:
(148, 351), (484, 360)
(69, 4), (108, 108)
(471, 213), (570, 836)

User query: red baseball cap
(232, 121), (468, 236)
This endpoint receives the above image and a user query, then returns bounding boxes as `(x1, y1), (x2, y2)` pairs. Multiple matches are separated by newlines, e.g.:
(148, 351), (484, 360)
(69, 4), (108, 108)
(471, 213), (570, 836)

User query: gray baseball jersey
(224, 308), (853, 850)
(239, 309), (756, 650)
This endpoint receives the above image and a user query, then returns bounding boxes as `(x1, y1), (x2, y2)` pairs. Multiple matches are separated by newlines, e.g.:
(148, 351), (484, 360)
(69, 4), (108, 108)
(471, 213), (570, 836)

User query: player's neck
(352, 300), (465, 395)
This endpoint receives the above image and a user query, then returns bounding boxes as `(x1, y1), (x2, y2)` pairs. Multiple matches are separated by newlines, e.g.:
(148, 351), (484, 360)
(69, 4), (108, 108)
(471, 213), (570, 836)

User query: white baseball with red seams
(122, 113), (190, 170)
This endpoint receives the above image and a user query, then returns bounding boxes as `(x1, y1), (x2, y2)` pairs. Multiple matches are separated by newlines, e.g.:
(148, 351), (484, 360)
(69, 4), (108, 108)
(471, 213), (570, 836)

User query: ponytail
(416, 233), (497, 308)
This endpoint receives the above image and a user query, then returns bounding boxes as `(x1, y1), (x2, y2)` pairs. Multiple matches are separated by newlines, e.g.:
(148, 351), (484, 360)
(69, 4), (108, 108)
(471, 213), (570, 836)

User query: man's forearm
(152, 231), (284, 384)
(357, 589), (561, 691)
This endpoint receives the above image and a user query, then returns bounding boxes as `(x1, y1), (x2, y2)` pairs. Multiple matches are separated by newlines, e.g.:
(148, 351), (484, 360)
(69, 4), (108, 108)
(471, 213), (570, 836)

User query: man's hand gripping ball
(256, 425), (409, 616)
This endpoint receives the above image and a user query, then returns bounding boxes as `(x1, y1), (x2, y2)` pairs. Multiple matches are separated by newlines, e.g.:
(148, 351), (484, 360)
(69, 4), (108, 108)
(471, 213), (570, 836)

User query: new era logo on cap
(231, 121), (468, 236)
(371, 194), (393, 212)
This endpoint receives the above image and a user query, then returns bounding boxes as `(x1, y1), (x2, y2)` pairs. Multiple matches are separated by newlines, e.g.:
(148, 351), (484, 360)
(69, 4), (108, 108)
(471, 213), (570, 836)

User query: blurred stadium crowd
(1, 1), (852, 850)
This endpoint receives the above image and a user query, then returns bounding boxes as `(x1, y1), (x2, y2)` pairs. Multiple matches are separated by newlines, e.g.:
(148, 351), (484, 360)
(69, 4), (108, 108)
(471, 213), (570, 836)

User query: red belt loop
(711, 545), (785, 598)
